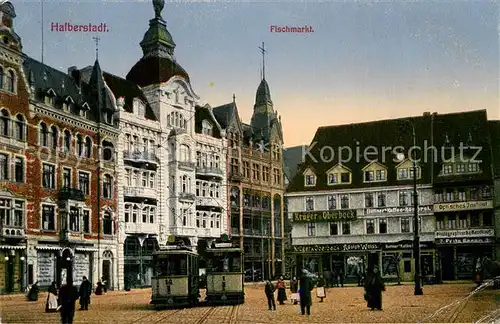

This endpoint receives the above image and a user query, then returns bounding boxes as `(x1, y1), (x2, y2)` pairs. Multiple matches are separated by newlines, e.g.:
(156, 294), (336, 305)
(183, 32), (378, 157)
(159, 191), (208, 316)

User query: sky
(12, 0), (500, 147)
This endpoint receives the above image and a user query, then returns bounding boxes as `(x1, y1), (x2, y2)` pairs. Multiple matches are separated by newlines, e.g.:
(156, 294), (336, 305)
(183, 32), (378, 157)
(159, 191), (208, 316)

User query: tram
(150, 237), (200, 309)
(205, 238), (245, 305)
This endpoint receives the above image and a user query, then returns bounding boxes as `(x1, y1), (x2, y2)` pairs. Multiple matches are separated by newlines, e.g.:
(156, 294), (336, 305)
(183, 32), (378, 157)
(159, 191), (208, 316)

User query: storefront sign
(292, 243), (380, 253)
(383, 241), (433, 250)
(365, 205), (432, 215)
(435, 229), (494, 239)
(73, 253), (90, 287)
(433, 200), (493, 213)
(292, 210), (357, 223)
(436, 237), (494, 245)
(37, 252), (55, 286)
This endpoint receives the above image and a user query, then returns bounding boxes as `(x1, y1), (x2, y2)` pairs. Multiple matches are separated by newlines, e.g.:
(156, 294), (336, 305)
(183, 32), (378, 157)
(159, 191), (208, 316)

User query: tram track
(130, 308), (183, 323)
(195, 306), (217, 324)
(228, 305), (239, 324)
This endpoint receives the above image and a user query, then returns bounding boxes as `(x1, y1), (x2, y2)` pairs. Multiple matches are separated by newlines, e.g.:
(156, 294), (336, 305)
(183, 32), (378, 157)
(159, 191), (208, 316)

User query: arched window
(103, 211), (113, 235)
(85, 137), (92, 158)
(175, 112), (179, 127)
(142, 207), (148, 223)
(103, 174), (113, 199)
(102, 140), (114, 161)
(50, 126), (58, 150)
(76, 134), (84, 156)
(14, 114), (24, 141)
(180, 144), (190, 162)
(39, 122), (48, 146)
(202, 120), (213, 136)
(181, 175), (188, 193)
(149, 207), (155, 223)
(0, 67), (4, 88)
(7, 70), (15, 92)
(63, 130), (71, 152)
(0, 109), (9, 137)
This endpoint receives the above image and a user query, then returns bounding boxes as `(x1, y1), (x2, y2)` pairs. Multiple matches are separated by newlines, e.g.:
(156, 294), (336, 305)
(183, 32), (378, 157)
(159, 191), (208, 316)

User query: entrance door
(6, 259), (14, 293)
(440, 248), (454, 281)
(102, 260), (111, 290)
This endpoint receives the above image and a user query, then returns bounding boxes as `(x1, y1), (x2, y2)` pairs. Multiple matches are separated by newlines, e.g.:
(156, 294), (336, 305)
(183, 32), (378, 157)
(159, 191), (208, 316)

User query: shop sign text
(435, 237), (494, 245)
(365, 205), (432, 215)
(292, 210), (357, 223)
(433, 200), (493, 213)
(435, 228), (494, 239)
(292, 243), (380, 253)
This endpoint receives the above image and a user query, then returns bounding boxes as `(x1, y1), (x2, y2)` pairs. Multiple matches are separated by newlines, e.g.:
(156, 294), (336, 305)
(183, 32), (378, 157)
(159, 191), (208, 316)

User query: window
(0, 153), (8, 180)
(456, 164), (466, 173)
(132, 205), (138, 222)
(379, 219), (387, 234)
(398, 168), (409, 180)
(366, 219), (375, 234)
(399, 191), (409, 206)
(375, 170), (386, 181)
(457, 190), (466, 201)
(103, 174), (113, 199)
(62, 168), (71, 188)
(7, 70), (15, 92)
(180, 144), (190, 162)
(63, 130), (71, 153)
(14, 157), (24, 182)
(458, 214), (467, 228)
(377, 193), (386, 207)
(39, 122), (48, 147)
(124, 205), (130, 223)
(0, 199), (10, 226)
(69, 207), (80, 232)
(14, 114), (25, 141)
(76, 134), (84, 156)
(327, 195), (336, 210)
(85, 137), (92, 158)
(149, 173), (155, 188)
(42, 164), (56, 189)
(365, 193), (374, 207)
(340, 195), (349, 209)
(0, 67), (3, 88)
(445, 189), (453, 202)
(342, 222), (350, 235)
(150, 207), (155, 223)
(468, 163), (478, 172)
(482, 186), (491, 198)
(307, 222), (316, 236)
(0, 199), (24, 227)
(470, 188), (479, 200)
(83, 210), (90, 233)
(305, 174), (315, 186)
(447, 215), (456, 229)
(401, 217), (411, 233)
(50, 126), (58, 150)
(0, 109), (9, 137)
(12, 200), (24, 227)
(364, 171), (374, 182)
(436, 215), (445, 230)
(103, 212), (113, 235)
(78, 172), (90, 194)
(340, 172), (350, 183)
(443, 165), (453, 174)
(142, 207), (148, 223)
(202, 120), (213, 136)
(410, 167), (420, 179)
(328, 173), (338, 185)
(330, 222), (338, 235)
(41, 205), (55, 231)
(305, 196), (314, 211)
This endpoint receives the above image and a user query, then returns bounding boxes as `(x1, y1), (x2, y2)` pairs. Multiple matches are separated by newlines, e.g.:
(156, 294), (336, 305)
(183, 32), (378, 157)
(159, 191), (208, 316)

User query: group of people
(264, 266), (386, 315)
(25, 276), (101, 324)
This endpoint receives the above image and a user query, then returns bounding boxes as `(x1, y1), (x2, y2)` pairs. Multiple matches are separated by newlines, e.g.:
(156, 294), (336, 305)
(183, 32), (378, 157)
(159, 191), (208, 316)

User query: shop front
(0, 245), (26, 294)
(381, 241), (435, 283)
(435, 229), (495, 281)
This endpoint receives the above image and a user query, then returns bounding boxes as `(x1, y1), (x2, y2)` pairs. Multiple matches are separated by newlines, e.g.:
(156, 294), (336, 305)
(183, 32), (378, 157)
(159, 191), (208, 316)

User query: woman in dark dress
(364, 267), (385, 311)
(290, 277), (299, 304)
(27, 281), (40, 301)
(276, 276), (287, 304)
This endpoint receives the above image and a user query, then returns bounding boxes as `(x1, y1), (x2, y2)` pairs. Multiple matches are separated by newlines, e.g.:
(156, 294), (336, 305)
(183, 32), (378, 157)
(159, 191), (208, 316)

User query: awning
(35, 246), (62, 251)
(0, 245), (26, 250)
(75, 247), (98, 252)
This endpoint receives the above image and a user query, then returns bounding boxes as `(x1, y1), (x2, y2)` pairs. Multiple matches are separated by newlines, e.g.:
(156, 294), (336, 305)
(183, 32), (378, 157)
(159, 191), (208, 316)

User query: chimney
(423, 112), (431, 117)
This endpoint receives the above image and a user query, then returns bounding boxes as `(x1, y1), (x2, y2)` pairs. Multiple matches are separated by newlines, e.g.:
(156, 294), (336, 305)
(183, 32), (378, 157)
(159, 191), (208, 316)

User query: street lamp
(401, 119), (423, 296)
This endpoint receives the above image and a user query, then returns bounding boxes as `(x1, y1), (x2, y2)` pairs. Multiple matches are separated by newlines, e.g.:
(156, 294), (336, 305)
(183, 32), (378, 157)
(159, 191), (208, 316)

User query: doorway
(440, 248), (454, 281)
(102, 260), (111, 290)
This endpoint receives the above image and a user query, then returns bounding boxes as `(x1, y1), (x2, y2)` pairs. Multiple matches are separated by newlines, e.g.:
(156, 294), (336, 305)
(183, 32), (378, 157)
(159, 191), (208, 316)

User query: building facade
(213, 77), (285, 281)
(286, 110), (498, 282)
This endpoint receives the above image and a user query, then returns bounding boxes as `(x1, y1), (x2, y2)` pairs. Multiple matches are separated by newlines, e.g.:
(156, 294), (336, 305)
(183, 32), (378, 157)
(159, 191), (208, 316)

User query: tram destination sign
(292, 210), (357, 223)
(292, 243), (381, 253)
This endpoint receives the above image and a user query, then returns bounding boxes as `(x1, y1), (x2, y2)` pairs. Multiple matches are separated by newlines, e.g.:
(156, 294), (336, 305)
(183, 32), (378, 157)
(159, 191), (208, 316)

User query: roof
(284, 145), (307, 183)
(195, 104), (222, 138)
(212, 102), (236, 129)
(126, 56), (190, 87)
(255, 78), (272, 106)
(286, 110), (494, 192)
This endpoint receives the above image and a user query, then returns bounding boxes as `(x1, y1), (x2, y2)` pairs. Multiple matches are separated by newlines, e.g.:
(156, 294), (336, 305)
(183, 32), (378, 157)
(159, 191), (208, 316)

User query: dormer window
(44, 89), (57, 106)
(326, 164), (352, 185)
(303, 168), (316, 187)
(202, 120), (213, 136)
(363, 161), (387, 183)
(328, 173), (338, 184)
(396, 159), (421, 180)
(375, 170), (386, 181)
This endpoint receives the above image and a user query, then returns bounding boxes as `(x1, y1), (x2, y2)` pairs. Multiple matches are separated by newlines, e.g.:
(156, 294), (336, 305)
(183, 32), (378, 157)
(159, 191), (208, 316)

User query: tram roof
(206, 247), (243, 253)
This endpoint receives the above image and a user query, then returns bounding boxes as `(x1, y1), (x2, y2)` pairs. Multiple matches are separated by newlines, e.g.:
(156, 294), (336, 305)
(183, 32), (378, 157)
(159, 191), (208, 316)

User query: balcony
(59, 229), (84, 242)
(59, 187), (85, 201)
(179, 192), (196, 202)
(123, 187), (157, 199)
(196, 166), (224, 179)
(196, 196), (220, 208)
(123, 150), (159, 165)
(125, 222), (157, 235)
(178, 161), (196, 171)
(1, 226), (26, 239)
(229, 172), (244, 182)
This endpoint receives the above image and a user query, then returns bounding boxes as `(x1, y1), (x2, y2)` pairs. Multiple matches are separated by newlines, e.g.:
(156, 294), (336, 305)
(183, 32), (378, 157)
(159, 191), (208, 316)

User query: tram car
(150, 237), (200, 309)
(205, 239), (244, 305)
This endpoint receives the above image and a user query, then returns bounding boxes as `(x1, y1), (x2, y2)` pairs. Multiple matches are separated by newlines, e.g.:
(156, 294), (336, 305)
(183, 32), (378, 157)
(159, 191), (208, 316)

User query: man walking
(78, 276), (92, 310)
(58, 278), (79, 324)
(299, 269), (313, 316)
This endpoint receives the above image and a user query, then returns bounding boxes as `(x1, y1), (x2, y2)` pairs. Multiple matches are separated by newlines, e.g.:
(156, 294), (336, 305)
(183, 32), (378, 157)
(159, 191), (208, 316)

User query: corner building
(0, 1), (121, 292)
(286, 110), (498, 283)
(213, 76), (285, 280)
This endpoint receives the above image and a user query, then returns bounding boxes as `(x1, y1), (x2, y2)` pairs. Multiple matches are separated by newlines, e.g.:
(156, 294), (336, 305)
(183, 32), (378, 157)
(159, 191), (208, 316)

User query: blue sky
(13, 0), (500, 146)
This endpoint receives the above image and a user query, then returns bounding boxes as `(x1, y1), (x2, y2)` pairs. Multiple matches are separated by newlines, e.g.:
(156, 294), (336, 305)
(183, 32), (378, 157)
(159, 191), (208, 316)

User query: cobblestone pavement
(0, 283), (498, 323)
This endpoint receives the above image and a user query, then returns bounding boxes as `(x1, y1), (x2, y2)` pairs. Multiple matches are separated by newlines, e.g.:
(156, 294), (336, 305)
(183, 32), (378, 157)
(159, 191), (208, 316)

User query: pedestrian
(78, 276), (92, 310)
(264, 280), (276, 311)
(101, 277), (107, 293)
(364, 266), (385, 311)
(59, 278), (79, 324)
(276, 276), (287, 305)
(46, 281), (59, 312)
(323, 270), (331, 288)
(289, 277), (299, 304)
(338, 268), (344, 288)
(27, 281), (39, 301)
(299, 269), (313, 316)
(316, 276), (326, 302)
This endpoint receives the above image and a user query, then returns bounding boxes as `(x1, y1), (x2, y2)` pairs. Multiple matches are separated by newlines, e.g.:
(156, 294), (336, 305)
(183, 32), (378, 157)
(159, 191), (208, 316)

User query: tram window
(154, 254), (188, 276)
(207, 252), (242, 272)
